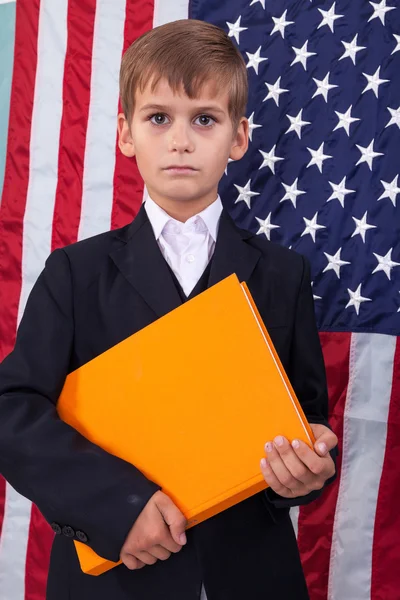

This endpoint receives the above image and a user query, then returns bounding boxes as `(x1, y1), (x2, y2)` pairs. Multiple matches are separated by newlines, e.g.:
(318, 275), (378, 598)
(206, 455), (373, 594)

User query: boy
(0, 19), (337, 600)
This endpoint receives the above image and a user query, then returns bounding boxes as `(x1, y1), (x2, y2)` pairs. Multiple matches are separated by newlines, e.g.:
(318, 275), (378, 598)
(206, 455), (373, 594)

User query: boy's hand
(260, 423), (337, 499)
(120, 491), (187, 570)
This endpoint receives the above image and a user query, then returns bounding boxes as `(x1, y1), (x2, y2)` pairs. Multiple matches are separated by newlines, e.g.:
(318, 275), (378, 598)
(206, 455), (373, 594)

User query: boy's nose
(168, 124), (194, 153)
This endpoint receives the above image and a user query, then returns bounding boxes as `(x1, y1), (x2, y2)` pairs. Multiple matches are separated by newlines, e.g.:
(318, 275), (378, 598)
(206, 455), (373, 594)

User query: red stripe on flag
(51, 0), (97, 251)
(110, 0), (155, 230)
(298, 331), (351, 600)
(25, 504), (54, 600)
(0, 0), (40, 361)
(371, 336), (400, 600)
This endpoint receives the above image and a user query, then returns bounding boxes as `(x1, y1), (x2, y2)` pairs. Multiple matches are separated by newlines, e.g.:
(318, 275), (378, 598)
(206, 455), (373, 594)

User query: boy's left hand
(260, 423), (338, 499)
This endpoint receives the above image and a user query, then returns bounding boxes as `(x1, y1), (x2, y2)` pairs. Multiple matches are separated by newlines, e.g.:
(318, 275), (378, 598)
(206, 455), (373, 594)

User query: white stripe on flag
(77, 0), (126, 241)
(153, 0), (189, 25)
(0, 486), (32, 599)
(328, 332), (396, 600)
(0, 2), (68, 598)
(290, 505), (300, 539)
(17, 0), (68, 324)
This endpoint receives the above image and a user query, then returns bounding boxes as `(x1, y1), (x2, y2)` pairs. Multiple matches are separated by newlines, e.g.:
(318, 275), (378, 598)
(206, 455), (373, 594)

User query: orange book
(57, 274), (315, 576)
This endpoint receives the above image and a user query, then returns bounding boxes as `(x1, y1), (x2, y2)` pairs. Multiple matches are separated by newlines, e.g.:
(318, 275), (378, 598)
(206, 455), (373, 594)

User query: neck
(146, 192), (218, 222)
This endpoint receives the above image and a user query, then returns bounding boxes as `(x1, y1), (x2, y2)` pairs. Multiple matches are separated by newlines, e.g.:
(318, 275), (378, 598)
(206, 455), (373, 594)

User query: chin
(160, 184), (208, 201)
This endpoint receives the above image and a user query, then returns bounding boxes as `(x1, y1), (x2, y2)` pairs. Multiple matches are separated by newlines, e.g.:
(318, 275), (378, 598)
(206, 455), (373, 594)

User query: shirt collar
(144, 195), (223, 242)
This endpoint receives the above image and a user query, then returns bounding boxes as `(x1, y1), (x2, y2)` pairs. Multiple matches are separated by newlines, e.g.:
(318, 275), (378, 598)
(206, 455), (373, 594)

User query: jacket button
(51, 522), (62, 535)
(62, 526), (75, 538)
(76, 530), (88, 543)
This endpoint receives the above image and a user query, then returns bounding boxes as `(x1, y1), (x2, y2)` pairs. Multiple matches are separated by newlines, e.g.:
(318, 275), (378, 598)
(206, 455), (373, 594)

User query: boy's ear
(117, 113), (136, 158)
(229, 117), (249, 162)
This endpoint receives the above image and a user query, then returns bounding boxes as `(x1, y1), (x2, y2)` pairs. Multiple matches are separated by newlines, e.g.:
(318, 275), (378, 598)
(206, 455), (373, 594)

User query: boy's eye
(148, 113), (216, 127)
(195, 115), (215, 127)
(150, 113), (169, 125)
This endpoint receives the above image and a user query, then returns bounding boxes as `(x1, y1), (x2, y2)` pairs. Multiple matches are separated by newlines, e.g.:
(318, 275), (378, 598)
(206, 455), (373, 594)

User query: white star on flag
(224, 158), (234, 176)
(234, 179), (260, 209)
(392, 33), (400, 54)
(378, 175), (400, 206)
(362, 66), (390, 98)
(258, 145), (284, 174)
(246, 46), (268, 75)
(290, 40), (317, 70)
(285, 109), (311, 139)
(368, 0), (396, 26)
(227, 16), (248, 44)
(301, 212), (326, 242)
(372, 249), (400, 280)
(248, 112), (262, 142)
(280, 178), (306, 208)
(327, 177), (356, 207)
(250, 0), (266, 8)
(255, 213), (280, 240)
(318, 2), (344, 32)
(312, 72), (338, 102)
(355, 140), (383, 170)
(306, 143), (333, 173)
(386, 106), (400, 130)
(271, 9), (294, 38)
(352, 212), (377, 243)
(346, 284), (372, 315)
(263, 76), (289, 106)
(333, 105), (360, 136)
(323, 248), (351, 278)
(339, 34), (366, 64)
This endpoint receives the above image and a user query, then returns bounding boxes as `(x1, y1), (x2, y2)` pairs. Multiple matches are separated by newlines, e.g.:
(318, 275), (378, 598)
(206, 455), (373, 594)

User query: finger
(134, 550), (158, 566)
(260, 458), (297, 498)
(309, 424), (338, 456)
(148, 544), (172, 561)
(121, 553), (146, 570)
(265, 439), (305, 492)
(156, 495), (187, 546)
(291, 438), (336, 480)
(268, 436), (316, 487)
(159, 532), (183, 554)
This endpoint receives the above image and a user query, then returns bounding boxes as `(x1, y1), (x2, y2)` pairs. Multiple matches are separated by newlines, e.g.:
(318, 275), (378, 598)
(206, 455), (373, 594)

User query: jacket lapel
(109, 204), (261, 319)
(208, 209), (261, 289)
(109, 205), (183, 319)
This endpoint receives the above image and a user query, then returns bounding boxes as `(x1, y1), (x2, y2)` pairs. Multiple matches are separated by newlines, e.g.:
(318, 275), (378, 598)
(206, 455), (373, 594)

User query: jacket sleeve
(265, 255), (338, 509)
(0, 249), (160, 562)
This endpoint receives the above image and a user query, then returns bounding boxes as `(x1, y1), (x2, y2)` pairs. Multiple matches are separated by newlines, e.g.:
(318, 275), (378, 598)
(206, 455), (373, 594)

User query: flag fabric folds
(0, 0), (399, 598)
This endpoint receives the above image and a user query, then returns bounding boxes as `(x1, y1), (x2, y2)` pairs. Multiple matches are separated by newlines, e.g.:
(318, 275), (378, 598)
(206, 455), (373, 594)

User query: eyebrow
(139, 103), (226, 115)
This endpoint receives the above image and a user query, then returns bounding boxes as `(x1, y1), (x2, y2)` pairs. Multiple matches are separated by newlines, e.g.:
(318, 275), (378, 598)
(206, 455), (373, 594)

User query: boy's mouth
(163, 166), (199, 175)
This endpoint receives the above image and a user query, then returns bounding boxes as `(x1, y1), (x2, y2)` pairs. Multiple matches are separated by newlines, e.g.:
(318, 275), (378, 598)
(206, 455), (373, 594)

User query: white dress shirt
(144, 194), (223, 599)
(144, 194), (223, 297)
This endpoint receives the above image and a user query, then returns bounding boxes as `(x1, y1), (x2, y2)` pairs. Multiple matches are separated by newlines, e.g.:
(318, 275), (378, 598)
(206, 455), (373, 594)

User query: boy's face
(118, 77), (248, 215)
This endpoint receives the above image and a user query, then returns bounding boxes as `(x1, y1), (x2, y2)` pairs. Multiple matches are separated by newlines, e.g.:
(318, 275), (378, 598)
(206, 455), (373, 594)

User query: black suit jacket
(0, 205), (336, 600)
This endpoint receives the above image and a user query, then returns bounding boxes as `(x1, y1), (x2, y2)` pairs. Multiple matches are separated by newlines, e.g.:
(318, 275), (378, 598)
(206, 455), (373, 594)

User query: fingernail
(179, 533), (187, 545)
(265, 442), (273, 453)
(317, 442), (327, 455)
(274, 436), (284, 447)
(292, 439), (300, 449)
(260, 458), (268, 469)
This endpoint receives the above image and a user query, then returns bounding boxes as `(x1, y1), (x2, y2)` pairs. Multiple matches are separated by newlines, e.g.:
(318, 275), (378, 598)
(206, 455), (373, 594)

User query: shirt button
(186, 254), (195, 263)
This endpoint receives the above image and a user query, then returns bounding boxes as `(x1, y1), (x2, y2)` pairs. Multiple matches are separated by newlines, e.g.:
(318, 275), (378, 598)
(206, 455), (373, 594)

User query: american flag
(0, 0), (399, 598)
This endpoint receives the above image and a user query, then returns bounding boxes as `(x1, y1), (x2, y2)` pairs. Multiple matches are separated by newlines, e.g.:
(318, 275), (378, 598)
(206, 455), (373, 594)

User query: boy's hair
(120, 19), (248, 131)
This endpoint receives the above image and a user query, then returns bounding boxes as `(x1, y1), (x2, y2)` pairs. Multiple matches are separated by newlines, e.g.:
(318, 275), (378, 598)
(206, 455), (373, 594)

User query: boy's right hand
(120, 491), (187, 570)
